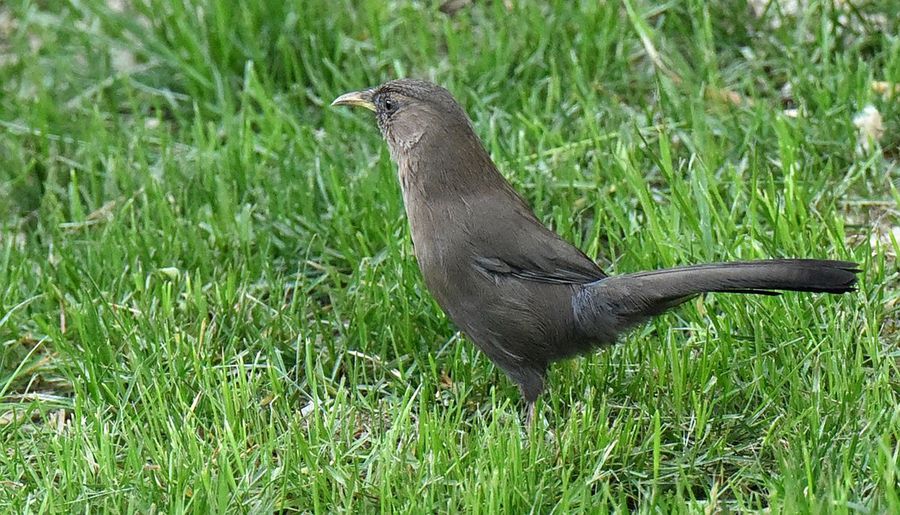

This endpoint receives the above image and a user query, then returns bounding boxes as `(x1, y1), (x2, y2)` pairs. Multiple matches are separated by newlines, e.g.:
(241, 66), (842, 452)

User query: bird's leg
(524, 401), (535, 427)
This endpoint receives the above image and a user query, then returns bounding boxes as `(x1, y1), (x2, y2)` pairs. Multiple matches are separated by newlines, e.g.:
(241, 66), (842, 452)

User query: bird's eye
(383, 98), (397, 113)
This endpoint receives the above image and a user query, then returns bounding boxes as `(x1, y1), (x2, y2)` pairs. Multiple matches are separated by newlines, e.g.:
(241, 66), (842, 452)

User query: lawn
(1, 0), (898, 512)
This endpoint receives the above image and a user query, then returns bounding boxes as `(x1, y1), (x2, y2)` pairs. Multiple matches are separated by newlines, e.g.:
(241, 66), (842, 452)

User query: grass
(0, 0), (898, 511)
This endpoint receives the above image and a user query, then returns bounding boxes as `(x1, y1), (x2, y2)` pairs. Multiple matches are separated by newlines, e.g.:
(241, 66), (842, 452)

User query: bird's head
(332, 79), (478, 162)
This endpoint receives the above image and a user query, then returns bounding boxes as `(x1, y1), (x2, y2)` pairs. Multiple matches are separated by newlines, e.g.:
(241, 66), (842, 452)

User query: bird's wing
(474, 253), (607, 284)
(472, 216), (608, 284)
(464, 184), (608, 285)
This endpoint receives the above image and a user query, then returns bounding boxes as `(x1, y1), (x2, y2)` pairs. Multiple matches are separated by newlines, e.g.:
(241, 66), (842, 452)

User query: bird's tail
(573, 259), (859, 340)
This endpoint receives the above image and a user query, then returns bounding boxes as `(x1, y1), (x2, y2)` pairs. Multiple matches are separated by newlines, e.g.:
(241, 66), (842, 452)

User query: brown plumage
(332, 79), (859, 422)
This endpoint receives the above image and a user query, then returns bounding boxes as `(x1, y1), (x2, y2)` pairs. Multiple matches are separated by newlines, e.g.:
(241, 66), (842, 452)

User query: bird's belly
(412, 243), (576, 362)
(401, 196), (582, 362)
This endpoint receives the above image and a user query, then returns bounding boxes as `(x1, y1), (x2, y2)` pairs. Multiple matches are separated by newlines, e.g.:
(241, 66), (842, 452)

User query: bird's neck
(393, 129), (509, 202)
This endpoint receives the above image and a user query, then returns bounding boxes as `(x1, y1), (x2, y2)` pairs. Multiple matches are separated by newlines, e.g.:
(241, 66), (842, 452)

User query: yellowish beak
(331, 89), (376, 111)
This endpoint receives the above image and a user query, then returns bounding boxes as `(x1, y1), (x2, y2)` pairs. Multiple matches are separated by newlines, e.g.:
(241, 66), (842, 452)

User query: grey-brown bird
(332, 79), (858, 422)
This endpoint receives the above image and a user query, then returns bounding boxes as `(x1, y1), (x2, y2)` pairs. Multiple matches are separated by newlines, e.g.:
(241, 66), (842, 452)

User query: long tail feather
(573, 259), (859, 340)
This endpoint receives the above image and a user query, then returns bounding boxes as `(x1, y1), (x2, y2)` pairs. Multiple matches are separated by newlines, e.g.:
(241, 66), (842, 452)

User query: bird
(331, 79), (859, 424)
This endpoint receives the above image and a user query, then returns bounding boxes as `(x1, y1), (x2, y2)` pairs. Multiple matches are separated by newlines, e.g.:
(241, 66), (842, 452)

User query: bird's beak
(331, 89), (376, 111)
